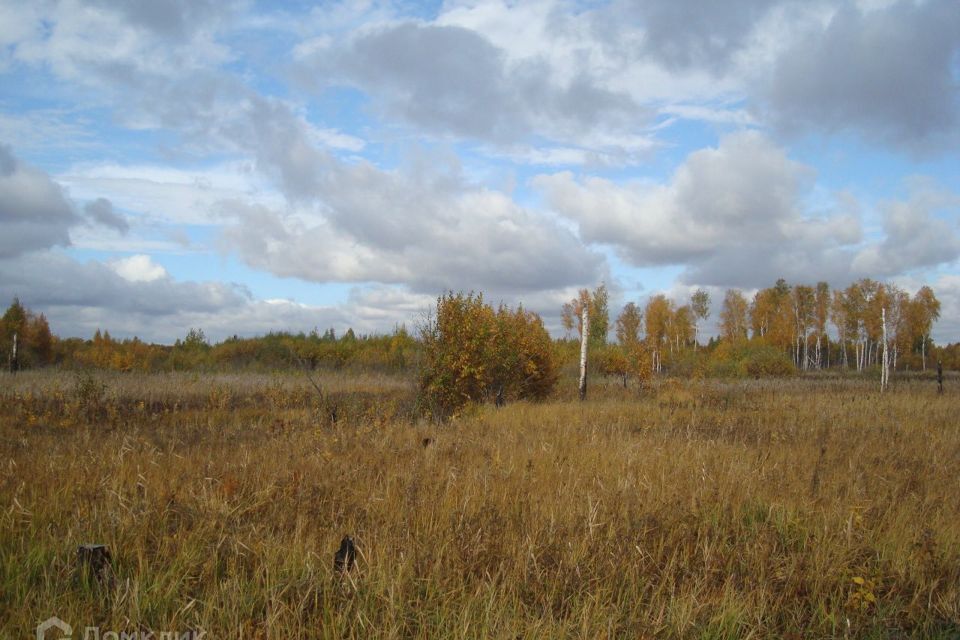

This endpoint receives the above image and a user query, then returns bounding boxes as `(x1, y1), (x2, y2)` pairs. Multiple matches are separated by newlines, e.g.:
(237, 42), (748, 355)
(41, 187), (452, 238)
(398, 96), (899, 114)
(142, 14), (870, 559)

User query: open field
(2, 371), (959, 638)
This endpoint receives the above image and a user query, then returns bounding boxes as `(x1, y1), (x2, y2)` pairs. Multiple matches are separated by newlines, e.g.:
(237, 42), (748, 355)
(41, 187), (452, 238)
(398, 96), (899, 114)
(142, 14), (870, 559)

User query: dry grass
(1, 371), (958, 638)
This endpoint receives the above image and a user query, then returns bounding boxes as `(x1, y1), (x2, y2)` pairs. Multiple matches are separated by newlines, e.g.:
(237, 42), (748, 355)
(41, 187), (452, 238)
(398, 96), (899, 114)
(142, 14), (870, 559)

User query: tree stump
(334, 535), (356, 574)
(77, 544), (112, 583)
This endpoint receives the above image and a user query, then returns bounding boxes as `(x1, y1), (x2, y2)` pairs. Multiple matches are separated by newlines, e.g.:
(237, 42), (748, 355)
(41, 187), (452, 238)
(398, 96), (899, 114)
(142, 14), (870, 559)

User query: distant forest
(1, 277), (955, 376)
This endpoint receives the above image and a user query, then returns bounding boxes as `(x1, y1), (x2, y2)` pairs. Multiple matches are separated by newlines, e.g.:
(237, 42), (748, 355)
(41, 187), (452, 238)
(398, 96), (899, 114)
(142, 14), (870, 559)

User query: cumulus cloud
(0, 250), (247, 320)
(109, 254), (167, 282)
(435, 0), (960, 154)
(607, 0), (780, 74)
(852, 184), (960, 276)
(87, 0), (234, 38)
(219, 155), (605, 294)
(60, 161), (281, 226)
(10, 0), (236, 85)
(2, 0), (958, 344)
(535, 131), (863, 287)
(84, 197), (130, 233)
(928, 274), (960, 345)
(767, 0), (960, 151)
(0, 143), (79, 257)
(297, 19), (652, 160)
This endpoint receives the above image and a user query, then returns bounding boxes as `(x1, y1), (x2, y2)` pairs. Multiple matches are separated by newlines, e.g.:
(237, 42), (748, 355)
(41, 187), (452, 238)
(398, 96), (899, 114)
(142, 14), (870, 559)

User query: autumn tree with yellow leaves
(419, 292), (557, 418)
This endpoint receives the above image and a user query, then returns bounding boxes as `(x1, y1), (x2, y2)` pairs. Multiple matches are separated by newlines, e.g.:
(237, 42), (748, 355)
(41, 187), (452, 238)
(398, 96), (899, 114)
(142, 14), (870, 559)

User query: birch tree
(720, 289), (749, 343)
(792, 285), (815, 369)
(830, 289), (850, 369)
(911, 286), (940, 370)
(671, 305), (695, 353)
(561, 284), (609, 345)
(814, 282), (830, 368)
(690, 289), (710, 350)
(615, 302), (643, 347)
(644, 294), (672, 373)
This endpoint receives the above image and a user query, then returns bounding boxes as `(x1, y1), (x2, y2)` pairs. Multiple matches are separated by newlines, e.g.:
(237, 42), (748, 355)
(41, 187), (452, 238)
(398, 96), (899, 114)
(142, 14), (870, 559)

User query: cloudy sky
(1, 0), (959, 343)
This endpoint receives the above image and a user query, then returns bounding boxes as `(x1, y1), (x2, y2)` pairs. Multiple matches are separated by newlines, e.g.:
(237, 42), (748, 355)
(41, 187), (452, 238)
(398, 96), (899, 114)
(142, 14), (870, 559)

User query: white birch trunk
(881, 308), (889, 392)
(578, 306), (589, 401)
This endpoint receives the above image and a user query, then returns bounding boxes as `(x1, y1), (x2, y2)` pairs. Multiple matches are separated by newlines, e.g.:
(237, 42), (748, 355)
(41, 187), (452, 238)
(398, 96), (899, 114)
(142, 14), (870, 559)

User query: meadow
(1, 370), (958, 638)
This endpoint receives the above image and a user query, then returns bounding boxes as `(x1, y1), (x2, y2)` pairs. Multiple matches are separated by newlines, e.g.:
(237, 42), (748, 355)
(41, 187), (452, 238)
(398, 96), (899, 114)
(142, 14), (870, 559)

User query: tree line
(716, 278), (941, 372)
(0, 298), (417, 373)
(1, 277), (952, 385)
(564, 278), (945, 382)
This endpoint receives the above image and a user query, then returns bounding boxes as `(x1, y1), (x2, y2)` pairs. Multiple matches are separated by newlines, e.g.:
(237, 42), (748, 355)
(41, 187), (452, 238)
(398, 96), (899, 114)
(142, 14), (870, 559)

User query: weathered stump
(334, 535), (356, 574)
(77, 544), (112, 583)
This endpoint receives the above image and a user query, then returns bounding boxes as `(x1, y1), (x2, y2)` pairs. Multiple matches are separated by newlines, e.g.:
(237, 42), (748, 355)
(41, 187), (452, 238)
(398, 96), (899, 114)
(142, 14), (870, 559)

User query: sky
(1, 0), (959, 344)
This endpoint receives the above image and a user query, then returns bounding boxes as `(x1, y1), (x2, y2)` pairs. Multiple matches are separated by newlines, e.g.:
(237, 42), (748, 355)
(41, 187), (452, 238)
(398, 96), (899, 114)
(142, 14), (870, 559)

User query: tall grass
(1, 372), (958, 638)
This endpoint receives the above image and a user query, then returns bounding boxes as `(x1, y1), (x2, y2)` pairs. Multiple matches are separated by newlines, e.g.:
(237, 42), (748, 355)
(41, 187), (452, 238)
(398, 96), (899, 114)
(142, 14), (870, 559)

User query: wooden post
(579, 306), (589, 401)
(9, 331), (17, 374)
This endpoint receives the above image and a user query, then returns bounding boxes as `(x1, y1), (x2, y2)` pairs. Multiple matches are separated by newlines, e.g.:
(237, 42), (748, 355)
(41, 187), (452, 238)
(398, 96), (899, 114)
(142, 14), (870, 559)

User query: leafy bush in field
(595, 345), (630, 386)
(743, 344), (795, 377)
(594, 343), (653, 388)
(705, 355), (744, 378)
(707, 341), (795, 377)
(489, 305), (557, 401)
(419, 292), (557, 418)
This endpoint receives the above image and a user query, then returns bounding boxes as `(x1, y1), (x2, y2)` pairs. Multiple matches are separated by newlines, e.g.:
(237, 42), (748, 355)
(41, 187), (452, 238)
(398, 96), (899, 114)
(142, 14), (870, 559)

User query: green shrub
(707, 341), (795, 378)
(742, 344), (795, 377)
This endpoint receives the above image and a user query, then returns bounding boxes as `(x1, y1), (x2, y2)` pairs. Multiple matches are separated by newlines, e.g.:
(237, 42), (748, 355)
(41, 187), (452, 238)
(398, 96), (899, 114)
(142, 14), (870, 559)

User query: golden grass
(2, 372), (958, 638)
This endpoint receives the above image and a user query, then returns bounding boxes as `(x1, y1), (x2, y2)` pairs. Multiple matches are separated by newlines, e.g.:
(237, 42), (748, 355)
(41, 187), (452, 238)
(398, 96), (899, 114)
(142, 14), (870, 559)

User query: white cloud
(890, 273), (960, 345)
(1, 0), (958, 346)
(58, 161), (283, 226)
(297, 18), (655, 160)
(535, 131), (863, 286)
(109, 254), (167, 282)
(930, 274), (960, 345)
(218, 153), (605, 294)
(10, 0), (235, 86)
(852, 184), (960, 277)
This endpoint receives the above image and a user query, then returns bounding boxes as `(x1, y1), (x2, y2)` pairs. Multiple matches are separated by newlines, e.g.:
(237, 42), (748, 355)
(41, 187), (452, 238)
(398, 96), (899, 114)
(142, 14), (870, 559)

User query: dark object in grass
(77, 544), (112, 583)
(334, 535), (356, 573)
(937, 360), (943, 394)
(422, 437), (433, 448)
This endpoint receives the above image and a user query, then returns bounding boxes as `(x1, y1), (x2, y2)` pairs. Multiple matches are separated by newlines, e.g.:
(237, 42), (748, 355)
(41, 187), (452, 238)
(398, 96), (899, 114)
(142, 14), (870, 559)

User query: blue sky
(1, 0), (958, 343)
